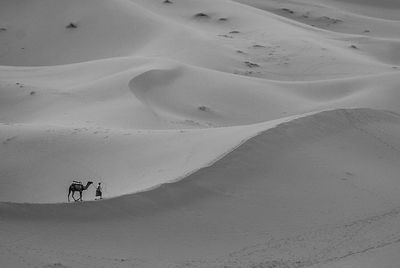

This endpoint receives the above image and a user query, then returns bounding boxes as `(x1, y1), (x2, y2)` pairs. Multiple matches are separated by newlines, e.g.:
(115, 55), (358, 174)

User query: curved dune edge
(1, 107), (399, 209)
(1, 108), (400, 267)
(1, 56), (400, 130)
(128, 61), (400, 126)
(0, 110), (315, 204)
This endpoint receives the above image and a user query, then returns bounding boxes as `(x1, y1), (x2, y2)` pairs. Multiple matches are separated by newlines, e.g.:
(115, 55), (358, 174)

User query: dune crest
(2, 109), (400, 268)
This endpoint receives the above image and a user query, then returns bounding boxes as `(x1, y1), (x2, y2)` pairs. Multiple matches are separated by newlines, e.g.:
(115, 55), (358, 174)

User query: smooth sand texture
(1, 0), (400, 267)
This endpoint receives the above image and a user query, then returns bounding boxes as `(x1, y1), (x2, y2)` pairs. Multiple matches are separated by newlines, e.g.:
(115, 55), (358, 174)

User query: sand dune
(0, 0), (166, 65)
(0, 118), (296, 203)
(1, 0), (400, 267)
(2, 109), (400, 268)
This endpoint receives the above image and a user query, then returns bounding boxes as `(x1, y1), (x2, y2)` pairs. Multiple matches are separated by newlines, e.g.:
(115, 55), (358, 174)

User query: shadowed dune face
(0, 122), (277, 203)
(129, 65), (310, 126)
(1, 109), (400, 268)
(2, 108), (400, 210)
(129, 63), (400, 126)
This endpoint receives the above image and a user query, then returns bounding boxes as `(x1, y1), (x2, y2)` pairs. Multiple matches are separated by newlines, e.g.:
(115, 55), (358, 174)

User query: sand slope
(2, 109), (400, 268)
(1, 0), (400, 267)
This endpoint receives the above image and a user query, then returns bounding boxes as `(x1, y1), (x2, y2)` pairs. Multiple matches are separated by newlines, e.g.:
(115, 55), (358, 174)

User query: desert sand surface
(1, 0), (400, 267)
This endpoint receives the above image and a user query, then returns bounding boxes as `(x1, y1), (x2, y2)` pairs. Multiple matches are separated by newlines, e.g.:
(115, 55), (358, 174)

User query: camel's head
(88, 181), (94, 185)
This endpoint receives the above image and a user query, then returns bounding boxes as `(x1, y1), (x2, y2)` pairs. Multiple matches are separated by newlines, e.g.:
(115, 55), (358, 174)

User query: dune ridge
(2, 108), (400, 268)
(1, 107), (399, 208)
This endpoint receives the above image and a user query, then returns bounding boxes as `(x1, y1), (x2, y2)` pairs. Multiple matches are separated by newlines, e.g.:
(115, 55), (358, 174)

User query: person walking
(95, 182), (103, 200)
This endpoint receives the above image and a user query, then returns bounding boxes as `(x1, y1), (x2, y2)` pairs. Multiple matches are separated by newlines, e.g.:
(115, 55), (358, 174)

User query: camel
(68, 181), (93, 202)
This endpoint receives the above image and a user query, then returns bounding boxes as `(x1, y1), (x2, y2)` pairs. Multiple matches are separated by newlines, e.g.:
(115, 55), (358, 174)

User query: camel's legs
(79, 191), (83, 201)
(71, 191), (78, 202)
(68, 189), (77, 202)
